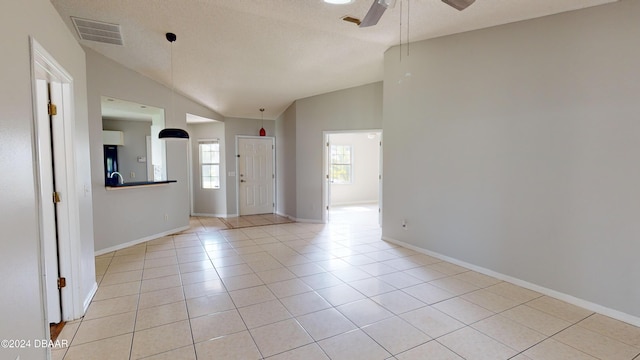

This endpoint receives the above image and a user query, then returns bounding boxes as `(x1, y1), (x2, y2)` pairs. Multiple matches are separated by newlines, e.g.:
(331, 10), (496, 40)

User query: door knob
(240, 179), (246, 183)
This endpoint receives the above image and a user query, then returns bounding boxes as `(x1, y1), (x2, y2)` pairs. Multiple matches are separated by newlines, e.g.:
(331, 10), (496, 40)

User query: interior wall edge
(94, 225), (190, 256)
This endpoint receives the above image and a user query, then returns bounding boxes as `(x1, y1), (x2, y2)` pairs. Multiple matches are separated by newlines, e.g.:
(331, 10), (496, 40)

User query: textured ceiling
(51, 0), (616, 120)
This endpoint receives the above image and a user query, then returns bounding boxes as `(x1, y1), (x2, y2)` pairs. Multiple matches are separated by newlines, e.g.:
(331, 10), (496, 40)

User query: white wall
(188, 121), (227, 216)
(329, 132), (380, 206)
(86, 48), (223, 252)
(291, 82), (383, 221)
(1, 0), (94, 358)
(383, 1), (640, 322)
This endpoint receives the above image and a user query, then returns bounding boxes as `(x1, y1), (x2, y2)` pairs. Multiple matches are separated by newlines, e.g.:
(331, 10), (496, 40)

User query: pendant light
(159, 32), (190, 140)
(259, 108), (266, 136)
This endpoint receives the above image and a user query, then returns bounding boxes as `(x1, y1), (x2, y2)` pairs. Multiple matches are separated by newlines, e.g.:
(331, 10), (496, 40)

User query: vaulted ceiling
(51, 0), (616, 120)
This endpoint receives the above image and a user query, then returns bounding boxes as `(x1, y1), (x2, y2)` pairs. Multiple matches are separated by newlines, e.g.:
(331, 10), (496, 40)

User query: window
(199, 140), (220, 189)
(330, 145), (352, 184)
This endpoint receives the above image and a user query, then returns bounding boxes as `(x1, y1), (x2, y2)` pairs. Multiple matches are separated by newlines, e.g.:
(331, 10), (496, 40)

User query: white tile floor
(53, 210), (640, 359)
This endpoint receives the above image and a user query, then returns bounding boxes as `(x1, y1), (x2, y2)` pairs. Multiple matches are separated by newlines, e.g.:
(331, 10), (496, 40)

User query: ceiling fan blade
(442, 0), (475, 11)
(360, 0), (396, 28)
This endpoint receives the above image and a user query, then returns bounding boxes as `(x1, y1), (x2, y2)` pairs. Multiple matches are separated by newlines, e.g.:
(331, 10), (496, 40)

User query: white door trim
(235, 136), (276, 216)
(188, 136), (194, 216)
(322, 129), (383, 224)
(30, 38), (84, 327)
(35, 78), (61, 324)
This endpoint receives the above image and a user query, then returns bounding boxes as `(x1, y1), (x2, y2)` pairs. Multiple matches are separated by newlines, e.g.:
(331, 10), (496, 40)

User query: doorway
(31, 39), (81, 334)
(237, 136), (275, 216)
(323, 130), (382, 225)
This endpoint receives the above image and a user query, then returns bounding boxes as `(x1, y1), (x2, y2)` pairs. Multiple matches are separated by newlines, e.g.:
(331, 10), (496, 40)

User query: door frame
(30, 38), (83, 326)
(235, 135), (276, 216)
(322, 129), (383, 224)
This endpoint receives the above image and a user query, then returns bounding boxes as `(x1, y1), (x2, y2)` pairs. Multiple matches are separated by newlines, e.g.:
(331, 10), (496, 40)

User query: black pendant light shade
(158, 32), (189, 140)
(159, 128), (189, 139)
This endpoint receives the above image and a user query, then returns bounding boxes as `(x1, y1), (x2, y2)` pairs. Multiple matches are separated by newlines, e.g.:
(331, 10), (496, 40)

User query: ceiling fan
(357, 0), (476, 28)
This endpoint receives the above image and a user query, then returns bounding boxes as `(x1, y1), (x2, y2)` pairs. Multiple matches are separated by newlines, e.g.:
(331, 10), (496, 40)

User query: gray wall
(383, 1), (640, 320)
(276, 103), (297, 217)
(188, 121), (227, 216)
(86, 48), (223, 252)
(223, 117), (276, 216)
(329, 132), (380, 206)
(0, 0), (95, 358)
(292, 82), (383, 221)
(102, 119), (151, 182)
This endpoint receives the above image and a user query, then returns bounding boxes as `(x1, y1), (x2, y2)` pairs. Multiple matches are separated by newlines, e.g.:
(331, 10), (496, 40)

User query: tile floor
(53, 211), (640, 359)
(219, 214), (294, 229)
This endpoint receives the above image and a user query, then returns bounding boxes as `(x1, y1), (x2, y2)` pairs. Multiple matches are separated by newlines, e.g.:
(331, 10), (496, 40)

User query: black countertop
(106, 180), (177, 188)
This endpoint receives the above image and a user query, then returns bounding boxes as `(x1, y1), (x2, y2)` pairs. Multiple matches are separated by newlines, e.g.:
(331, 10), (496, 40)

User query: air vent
(71, 16), (123, 45)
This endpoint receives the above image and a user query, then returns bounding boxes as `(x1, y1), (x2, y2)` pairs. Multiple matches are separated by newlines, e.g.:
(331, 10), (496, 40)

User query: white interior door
(238, 137), (274, 215)
(35, 79), (61, 324)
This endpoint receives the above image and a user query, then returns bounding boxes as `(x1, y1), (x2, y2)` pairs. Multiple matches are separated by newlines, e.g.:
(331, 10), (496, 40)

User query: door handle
(240, 179), (246, 183)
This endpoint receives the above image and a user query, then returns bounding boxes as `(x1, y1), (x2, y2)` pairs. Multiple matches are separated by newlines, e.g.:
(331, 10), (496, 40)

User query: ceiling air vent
(71, 16), (124, 45)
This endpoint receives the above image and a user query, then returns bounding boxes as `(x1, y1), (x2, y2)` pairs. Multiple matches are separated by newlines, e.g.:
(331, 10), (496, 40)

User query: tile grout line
(78, 215), (640, 360)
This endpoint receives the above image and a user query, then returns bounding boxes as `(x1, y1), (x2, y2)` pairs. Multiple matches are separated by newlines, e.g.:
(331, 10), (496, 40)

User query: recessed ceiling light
(324, 0), (353, 4)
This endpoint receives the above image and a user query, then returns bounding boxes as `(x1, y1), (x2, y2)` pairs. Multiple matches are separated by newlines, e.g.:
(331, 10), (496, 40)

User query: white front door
(238, 137), (274, 215)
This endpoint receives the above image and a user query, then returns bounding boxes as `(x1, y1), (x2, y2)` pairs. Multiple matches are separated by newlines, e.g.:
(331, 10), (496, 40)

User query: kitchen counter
(106, 180), (177, 190)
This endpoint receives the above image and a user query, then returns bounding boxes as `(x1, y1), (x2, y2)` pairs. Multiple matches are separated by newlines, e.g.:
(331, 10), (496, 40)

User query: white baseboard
(331, 200), (378, 206)
(276, 211), (324, 224)
(94, 225), (190, 256)
(276, 212), (300, 222)
(274, 213), (323, 224)
(83, 281), (98, 314)
(288, 216), (324, 224)
(383, 236), (640, 328)
(192, 212), (226, 218)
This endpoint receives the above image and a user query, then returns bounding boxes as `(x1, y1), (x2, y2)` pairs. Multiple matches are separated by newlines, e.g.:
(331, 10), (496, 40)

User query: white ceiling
(51, 0), (616, 120)
(101, 96), (164, 121)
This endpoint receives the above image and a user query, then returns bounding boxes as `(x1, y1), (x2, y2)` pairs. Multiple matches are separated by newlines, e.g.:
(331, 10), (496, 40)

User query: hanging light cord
(165, 32), (178, 124)
(170, 39), (175, 122)
(399, 0), (411, 62)
(407, 0), (410, 57)
(260, 108), (265, 128)
(399, 0), (402, 62)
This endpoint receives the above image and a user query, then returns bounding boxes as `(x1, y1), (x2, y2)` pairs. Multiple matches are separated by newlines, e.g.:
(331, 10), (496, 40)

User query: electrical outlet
(401, 219), (407, 229)
(130, 171), (135, 179)
(164, 214), (169, 221)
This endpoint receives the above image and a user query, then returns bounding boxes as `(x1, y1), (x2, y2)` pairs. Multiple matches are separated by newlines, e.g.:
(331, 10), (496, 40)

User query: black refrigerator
(104, 145), (119, 185)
